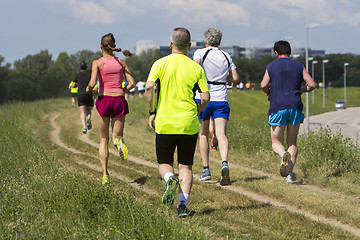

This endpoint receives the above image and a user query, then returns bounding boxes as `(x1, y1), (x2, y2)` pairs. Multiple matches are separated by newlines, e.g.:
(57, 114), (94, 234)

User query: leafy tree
(12, 50), (54, 99)
(4, 72), (39, 101)
(13, 50), (53, 83)
(0, 56), (11, 103)
(70, 50), (102, 69)
(49, 52), (77, 97)
(125, 49), (163, 81)
(1, 49), (359, 104)
(233, 56), (274, 88)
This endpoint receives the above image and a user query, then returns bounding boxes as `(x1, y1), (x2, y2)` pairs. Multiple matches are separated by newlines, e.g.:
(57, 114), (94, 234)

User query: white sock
(178, 193), (189, 207)
(163, 172), (174, 183)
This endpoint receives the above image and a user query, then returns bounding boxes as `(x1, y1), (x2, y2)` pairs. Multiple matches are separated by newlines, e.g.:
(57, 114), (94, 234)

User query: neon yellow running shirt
(69, 81), (78, 93)
(147, 53), (209, 135)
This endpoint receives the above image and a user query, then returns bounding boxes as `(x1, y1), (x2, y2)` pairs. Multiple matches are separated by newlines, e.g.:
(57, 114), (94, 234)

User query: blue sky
(1, 0), (360, 64)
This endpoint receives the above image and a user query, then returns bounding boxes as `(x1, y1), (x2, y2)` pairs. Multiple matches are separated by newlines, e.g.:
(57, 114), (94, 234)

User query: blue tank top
(266, 58), (304, 116)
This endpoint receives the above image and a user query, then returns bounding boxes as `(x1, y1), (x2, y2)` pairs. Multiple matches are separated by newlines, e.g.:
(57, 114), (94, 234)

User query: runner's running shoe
(220, 162), (231, 186)
(102, 175), (110, 185)
(162, 175), (179, 207)
(284, 172), (295, 184)
(280, 152), (291, 177)
(210, 145), (217, 151)
(116, 136), (128, 160)
(86, 118), (92, 130)
(177, 202), (188, 217)
(199, 169), (212, 181)
(82, 127), (87, 134)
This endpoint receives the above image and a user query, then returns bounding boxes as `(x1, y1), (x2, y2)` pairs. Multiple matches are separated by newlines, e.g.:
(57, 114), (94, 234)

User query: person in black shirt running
(73, 61), (94, 134)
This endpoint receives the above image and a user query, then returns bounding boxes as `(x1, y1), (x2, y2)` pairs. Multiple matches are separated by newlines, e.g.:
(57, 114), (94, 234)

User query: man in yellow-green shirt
(145, 27), (210, 217)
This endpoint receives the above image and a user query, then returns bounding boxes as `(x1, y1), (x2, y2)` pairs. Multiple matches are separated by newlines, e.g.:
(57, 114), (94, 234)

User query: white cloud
(260, 0), (360, 26)
(45, 0), (116, 24)
(150, 0), (250, 26)
(45, 0), (249, 25)
(44, 0), (360, 27)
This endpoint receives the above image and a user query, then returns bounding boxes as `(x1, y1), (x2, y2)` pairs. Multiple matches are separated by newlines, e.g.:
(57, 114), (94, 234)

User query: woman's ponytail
(106, 44), (133, 57)
(101, 33), (133, 57)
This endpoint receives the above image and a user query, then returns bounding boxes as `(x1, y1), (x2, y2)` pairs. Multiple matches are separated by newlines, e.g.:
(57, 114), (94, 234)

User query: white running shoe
(284, 173), (294, 184)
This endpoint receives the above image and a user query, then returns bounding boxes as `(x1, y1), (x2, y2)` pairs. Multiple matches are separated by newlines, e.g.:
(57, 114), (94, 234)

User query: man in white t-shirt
(194, 28), (240, 185)
(239, 81), (244, 91)
(136, 80), (145, 97)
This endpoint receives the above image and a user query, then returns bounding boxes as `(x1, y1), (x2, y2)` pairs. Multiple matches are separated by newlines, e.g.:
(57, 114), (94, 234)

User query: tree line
(0, 49), (359, 103)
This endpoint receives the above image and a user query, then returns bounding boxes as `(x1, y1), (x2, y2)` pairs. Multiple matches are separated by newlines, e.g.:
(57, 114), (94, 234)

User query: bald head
(170, 27), (191, 52)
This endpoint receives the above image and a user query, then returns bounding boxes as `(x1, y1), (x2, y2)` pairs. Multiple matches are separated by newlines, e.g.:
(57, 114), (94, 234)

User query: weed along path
(48, 111), (360, 239)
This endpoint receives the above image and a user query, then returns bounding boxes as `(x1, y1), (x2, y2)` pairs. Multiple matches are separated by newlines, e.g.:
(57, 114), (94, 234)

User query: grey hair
(204, 28), (222, 47)
(170, 27), (191, 51)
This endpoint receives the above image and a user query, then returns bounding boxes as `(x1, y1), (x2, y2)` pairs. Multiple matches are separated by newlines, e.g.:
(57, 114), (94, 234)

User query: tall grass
(0, 99), (204, 239)
(299, 127), (360, 180)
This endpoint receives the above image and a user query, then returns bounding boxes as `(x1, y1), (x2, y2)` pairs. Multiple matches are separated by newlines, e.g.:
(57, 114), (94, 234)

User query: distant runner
(260, 40), (315, 183)
(68, 81), (78, 107)
(136, 80), (145, 97)
(73, 61), (93, 134)
(145, 27), (209, 217)
(87, 33), (136, 185)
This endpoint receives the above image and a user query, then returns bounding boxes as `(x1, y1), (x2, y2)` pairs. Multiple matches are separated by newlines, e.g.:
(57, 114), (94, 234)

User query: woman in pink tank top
(87, 33), (136, 184)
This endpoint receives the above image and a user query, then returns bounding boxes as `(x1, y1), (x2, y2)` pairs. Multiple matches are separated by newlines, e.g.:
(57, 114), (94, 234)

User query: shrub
(298, 127), (360, 178)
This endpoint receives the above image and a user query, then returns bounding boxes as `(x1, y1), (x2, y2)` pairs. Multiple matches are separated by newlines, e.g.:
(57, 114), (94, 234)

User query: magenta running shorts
(96, 95), (129, 118)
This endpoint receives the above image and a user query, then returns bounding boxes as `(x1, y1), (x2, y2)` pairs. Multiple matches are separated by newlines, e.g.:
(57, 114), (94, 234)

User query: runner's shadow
(202, 179), (238, 184)
(291, 179), (304, 185)
(133, 176), (156, 185)
(243, 176), (268, 182)
(190, 203), (271, 216)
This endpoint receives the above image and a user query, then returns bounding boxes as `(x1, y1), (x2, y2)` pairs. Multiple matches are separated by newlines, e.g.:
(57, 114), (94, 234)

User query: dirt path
(49, 112), (360, 237)
(49, 113), (156, 195)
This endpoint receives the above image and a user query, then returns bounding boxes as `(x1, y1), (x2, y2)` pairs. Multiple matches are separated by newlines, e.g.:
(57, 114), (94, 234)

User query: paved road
(299, 107), (360, 146)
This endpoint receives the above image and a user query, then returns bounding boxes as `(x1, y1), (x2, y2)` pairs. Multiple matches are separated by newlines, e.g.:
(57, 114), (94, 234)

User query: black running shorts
(77, 93), (94, 107)
(156, 133), (198, 166)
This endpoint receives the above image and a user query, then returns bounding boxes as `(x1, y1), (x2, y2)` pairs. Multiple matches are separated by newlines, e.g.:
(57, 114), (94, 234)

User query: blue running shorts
(195, 100), (230, 121)
(268, 109), (304, 126)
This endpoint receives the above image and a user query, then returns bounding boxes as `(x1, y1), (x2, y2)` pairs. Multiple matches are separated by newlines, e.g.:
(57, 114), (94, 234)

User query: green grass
(1, 87), (360, 239)
(0, 100), (204, 239)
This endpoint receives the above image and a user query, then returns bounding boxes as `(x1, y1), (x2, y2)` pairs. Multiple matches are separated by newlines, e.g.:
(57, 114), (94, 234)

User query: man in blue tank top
(260, 40), (315, 183)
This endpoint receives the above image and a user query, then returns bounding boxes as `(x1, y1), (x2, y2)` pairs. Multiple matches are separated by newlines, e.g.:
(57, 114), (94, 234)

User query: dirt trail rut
(49, 113), (156, 195)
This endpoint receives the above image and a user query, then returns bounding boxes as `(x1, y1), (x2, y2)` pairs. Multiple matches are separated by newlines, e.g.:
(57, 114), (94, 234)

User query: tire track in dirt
(49, 113), (156, 196)
(50, 112), (360, 237)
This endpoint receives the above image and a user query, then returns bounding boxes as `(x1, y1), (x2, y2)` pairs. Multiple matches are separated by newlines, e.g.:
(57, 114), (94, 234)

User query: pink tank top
(98, 57), (124, 94)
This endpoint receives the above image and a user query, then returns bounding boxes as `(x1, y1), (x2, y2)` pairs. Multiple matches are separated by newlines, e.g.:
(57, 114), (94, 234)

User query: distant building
(135, 40), (157, 55)
(139, 40), (325, 59)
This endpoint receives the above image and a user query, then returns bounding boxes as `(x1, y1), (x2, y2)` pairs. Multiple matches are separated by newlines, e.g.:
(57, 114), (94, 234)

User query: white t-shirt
(136, 81), (145, 91)
(193, 47), (236, 102)
(239, 82), (244, 89)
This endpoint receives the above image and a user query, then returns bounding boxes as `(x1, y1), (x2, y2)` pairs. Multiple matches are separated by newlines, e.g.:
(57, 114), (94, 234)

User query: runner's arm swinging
(145, 81), (156, 130)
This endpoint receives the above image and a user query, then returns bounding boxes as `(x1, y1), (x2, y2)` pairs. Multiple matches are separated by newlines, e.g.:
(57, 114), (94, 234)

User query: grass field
(1, 87), (360, 239)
